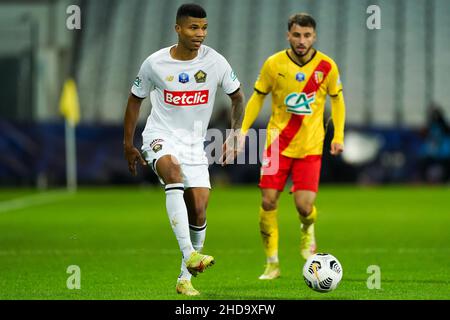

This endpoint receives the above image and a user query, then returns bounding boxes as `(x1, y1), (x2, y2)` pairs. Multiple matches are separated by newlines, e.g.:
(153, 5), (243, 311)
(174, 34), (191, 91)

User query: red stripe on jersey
(264, 59), (333, 158)
(303, 60), (332, 94)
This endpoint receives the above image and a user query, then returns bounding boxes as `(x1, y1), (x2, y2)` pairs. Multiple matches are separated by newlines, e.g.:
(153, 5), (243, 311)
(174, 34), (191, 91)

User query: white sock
(190, 222), (207, 252)
(267, 256), (279, 264)
(165, 183), (194, 261)
(178, 222), (207, 281)
(179, 260), (191, 281)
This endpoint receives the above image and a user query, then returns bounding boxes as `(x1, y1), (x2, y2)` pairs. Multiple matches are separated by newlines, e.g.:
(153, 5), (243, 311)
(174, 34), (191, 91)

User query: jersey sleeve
(254, 57), (275, 95)
(327, 62), (343, 97)
(216, 55), (241, 95)
(131, 58), (154, 98)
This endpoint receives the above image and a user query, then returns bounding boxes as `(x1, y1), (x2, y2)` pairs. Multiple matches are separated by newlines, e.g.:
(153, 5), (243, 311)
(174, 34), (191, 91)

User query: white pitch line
(0, 190), (73, 214)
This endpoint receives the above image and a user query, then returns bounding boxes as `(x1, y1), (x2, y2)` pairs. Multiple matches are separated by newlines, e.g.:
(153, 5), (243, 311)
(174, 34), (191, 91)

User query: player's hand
(124, 145), (147, 176)
(219, 130), (246, 166)
(330, 142), (344, 156)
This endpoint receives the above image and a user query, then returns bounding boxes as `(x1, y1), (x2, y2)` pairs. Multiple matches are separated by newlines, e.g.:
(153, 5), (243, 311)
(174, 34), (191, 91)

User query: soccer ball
(302, 253), (343, 292)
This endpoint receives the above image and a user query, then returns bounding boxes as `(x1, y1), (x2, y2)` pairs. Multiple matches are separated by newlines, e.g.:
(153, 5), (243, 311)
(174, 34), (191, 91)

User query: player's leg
(177, 187), (210, 295)
(155, 155), (196, 261)
(175, 164), (213, 295)
(293, 190), (318, 259)
(183, 163), (212, 256)
(142, 138), (212, 296)
(157, 158), (213, 278)
(291, 155), (322, 259)
(260, 188), (282, 263)
(184, 187), (209, 252)
(257, 154), (292, 279)
(258, 188), (282, 279)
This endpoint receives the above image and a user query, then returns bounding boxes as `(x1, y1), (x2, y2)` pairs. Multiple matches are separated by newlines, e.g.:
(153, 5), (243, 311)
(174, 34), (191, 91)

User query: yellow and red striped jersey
(253, 49), (345, 158)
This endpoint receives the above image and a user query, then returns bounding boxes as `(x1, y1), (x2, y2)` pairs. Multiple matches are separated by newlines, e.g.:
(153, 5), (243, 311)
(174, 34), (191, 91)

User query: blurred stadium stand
(1, 0), (450, 187)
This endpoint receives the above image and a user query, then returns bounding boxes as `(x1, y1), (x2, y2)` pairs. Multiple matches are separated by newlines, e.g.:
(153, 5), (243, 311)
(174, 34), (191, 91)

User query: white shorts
(141, 133), (211, 189)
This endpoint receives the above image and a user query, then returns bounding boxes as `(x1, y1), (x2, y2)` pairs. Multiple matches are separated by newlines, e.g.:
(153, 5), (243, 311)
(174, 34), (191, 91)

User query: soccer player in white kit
(123, 4), (245, 296)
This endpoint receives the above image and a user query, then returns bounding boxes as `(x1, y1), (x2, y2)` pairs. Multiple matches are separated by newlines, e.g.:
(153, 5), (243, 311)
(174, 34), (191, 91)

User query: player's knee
(261, 197), (278, 211)
(296, 202), (313, 217)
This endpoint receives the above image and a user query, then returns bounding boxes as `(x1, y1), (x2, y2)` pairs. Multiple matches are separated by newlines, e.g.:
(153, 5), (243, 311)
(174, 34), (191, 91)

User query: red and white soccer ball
(303, 253), (343, 292)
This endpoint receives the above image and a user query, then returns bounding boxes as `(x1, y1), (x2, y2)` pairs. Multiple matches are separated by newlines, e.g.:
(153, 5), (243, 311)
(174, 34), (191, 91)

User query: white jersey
(131, 45), (240, 148)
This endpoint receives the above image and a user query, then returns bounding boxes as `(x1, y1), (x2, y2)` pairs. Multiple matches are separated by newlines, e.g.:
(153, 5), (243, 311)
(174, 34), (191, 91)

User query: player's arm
(221, 88), (246, 165)
(220, 56), (272, 165)
(229, 88), (245, 131)
(241, 57), (273, 135)
(328, 63), (346, 156)
(123, 93), (147, 176)
(124, 59), (153, 175)
(221, 89), (267, 165)
(240, 90), (266, 135)
(329, 91), (346, 155)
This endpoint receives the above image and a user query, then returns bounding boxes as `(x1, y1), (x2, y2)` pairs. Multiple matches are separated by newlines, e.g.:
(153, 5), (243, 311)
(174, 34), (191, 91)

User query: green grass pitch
(0, 185), (449, 300)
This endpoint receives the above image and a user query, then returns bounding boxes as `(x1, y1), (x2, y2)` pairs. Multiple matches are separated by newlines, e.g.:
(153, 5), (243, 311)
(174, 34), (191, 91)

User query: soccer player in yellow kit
(240, 13), (346, 280)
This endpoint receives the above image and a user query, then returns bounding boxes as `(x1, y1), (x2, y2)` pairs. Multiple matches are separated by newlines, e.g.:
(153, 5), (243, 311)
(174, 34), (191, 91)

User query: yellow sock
(300, 206), (317, 227)
(259, 207), (279, 261)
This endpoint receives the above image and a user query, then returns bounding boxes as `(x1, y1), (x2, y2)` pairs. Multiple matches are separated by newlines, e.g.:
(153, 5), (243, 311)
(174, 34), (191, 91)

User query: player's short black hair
(176, 3), (207, 23)
(288, 13), (316, 30)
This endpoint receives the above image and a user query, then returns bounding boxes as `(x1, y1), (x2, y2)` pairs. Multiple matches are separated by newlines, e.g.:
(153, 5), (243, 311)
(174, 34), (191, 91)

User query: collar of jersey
(285, 49), (317, 68)
(167, 44), (203, 63)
